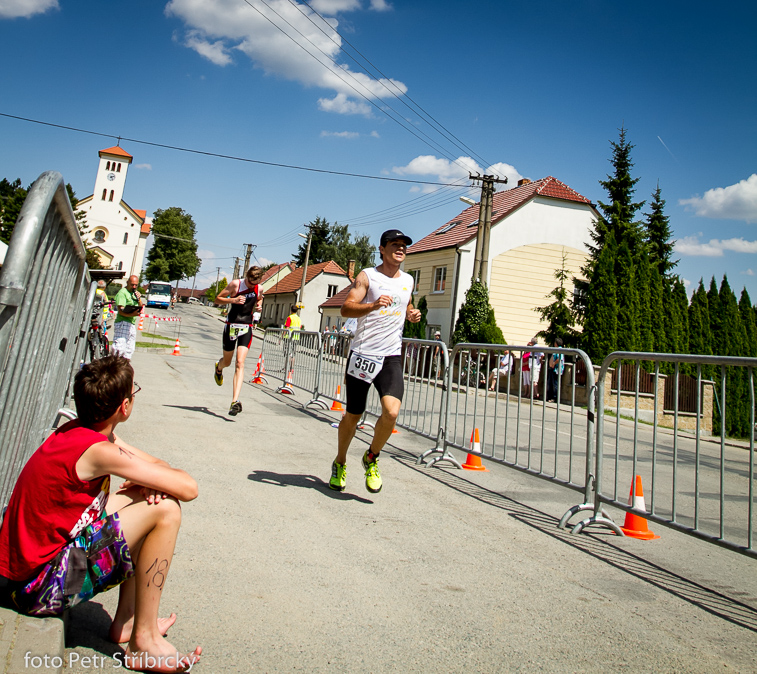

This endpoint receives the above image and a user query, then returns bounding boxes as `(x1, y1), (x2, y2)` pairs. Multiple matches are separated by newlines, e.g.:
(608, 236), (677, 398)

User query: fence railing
(257, 334), (757, 559)
(571, 352), (757, 559)
(0, 171), (93, 513)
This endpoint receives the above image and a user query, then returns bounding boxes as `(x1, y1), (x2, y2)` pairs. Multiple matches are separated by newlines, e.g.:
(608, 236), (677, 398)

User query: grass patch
(139, 332), (174, 342)
(136, 341), (179, 349)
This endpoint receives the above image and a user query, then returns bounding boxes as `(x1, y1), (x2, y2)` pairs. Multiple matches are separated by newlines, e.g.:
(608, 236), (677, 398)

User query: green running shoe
(214, 361), (223, 386)
(362, 451), (382, 493)
(229, 400), (242, 416)
(329, 460), (347, 492)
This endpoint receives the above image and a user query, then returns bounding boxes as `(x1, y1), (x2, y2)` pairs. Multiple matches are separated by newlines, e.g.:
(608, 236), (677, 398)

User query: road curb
(0, 607), (65, 674)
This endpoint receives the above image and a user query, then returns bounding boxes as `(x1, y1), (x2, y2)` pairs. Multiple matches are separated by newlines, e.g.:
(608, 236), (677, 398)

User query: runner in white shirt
(329, 230), (421, 494)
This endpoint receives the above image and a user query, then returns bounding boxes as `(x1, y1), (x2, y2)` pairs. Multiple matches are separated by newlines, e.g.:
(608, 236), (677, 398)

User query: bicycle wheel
(102, 332), (110, 356)
(91, 332), (105, 361)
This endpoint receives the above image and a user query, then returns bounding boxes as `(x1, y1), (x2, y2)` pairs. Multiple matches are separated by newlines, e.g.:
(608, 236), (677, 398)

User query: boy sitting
(0, 356), (201, 673)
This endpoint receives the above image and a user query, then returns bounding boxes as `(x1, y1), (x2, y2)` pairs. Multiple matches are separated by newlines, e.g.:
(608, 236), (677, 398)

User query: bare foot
(124, 642), (201, 673)
(110, 613), (177, 644)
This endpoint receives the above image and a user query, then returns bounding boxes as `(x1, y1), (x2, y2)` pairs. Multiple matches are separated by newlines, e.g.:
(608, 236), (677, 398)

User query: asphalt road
(64, 303), (757, 672)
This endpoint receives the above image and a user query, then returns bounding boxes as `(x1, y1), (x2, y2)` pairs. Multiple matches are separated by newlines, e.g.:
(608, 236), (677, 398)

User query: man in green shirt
(112, 276), (142, 360)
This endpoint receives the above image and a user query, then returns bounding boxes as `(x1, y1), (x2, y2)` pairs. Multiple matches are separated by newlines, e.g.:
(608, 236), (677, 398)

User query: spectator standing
(547, 337), (565, 402)
(488, 350), (513, 391)
(112, 276), (142, 360)
(522, 337), (543, 398)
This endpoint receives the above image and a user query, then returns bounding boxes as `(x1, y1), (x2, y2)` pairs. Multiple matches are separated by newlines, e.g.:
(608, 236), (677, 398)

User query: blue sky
(1, 0), (755, 299)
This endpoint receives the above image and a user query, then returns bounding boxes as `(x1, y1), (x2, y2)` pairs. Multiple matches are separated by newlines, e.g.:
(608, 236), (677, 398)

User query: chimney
(347, 259), (356, 280)
(517, 178), (531, 187)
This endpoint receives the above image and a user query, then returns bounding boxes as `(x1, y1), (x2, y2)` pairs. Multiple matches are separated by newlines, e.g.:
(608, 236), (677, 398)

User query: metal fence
(138, 313), (182, 348)
(420, 344), (596, 515)
(571, 352), (757, 559)
(0, 171), (93, 512)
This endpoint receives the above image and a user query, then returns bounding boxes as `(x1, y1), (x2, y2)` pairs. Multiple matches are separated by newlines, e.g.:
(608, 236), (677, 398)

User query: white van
(187, 297), (201, 305)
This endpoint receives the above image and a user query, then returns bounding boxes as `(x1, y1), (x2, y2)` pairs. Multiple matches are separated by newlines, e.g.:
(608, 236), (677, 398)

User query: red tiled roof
(406, 177), (593, 255)
(265, 261), (347, 295)
(99, 146), (133, 159)
(319, 283), (354, 308)
(176, 287), (207, 298)
(140, 222), (151, 235)
(261, 262), (296, 283)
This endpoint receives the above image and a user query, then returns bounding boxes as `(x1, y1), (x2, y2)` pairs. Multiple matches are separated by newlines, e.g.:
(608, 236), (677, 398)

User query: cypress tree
(644, 183), (678, 279)
(718, 276), (747, 436)
(535, 252), (580, 348)
(688, 280), (712, 357)
(452, 281), (506, 346)
(739, 289), (757, 358)
(615, 239), (639, 352)
(707, 277), (721, 350)
(582, 232), (618, 361)
(635, 250), (653, 352)
(649, 266), (666, 353)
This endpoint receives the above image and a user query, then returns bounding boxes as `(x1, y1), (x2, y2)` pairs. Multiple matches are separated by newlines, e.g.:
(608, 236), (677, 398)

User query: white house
(260, 261), (352, 331)
(76, 145), (150, 282)
(404, 177), (600, 345)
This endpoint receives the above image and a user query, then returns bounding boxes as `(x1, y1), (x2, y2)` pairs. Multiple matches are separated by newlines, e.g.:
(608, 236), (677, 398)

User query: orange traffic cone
(331, 385), (344, 411)
(171, 338), (181, 356)
(277, 370), (295, 395)
(137, 312), (144, 331)
(462, 428), (488, 471)
(251, 352), (266, 384)
(620, 475), (660, 540)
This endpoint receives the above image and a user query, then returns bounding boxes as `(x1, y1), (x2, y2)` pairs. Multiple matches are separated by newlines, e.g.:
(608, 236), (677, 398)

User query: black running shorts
(344, 353), (404, 415)
(222, 324), (254, 351)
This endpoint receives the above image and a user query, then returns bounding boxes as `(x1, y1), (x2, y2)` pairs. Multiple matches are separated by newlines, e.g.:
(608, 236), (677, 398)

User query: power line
(0, 112), (459, 187)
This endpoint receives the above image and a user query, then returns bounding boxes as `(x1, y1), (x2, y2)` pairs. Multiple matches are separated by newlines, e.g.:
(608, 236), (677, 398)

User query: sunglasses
(129, 382), (141, 399)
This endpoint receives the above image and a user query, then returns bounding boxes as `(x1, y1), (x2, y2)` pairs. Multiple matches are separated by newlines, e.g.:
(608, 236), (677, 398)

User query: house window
(123, 233), (128, 245)
(436, 221), (459, 235)
(116, 163), (121, 172)
(433, 266), (447, 293)
(327, 284), (338, 298)
(93, 229), (106, 243)
(109, 190), (114, 202)
(101, 189), (107, 200)
(407, 269), (420, 293)
(106, 161), (111, 171)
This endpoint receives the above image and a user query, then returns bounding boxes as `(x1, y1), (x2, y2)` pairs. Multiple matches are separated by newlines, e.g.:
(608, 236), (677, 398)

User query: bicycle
(87, 300), (110, 362)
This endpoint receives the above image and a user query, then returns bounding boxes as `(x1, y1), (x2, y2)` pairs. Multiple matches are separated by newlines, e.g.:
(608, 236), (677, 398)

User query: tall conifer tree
(644, 183), (678, 279)
(582, 233), (618, 361)
(615, 239), (639, 352)
(649, 266), (666, 353)
(635, 251), (653, 352)
(688, 280), (712, 357)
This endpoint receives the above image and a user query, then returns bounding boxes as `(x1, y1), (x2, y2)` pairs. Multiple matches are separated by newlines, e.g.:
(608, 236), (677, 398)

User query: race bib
(347, 352), (384, 383)
(228, 323), (250, 341)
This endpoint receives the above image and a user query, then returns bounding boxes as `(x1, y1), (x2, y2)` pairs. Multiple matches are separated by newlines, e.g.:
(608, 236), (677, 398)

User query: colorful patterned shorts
(12, 513), (134, 616)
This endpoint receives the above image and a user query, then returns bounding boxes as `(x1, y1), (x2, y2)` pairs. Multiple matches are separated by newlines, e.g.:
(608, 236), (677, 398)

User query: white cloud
(741, 269), (755, 276)
(0, 0), (57, 19)
(679, 174), (757, 223)
(321, 130), (359, 139)
(370, 130), (380, 138)
(675, 234), (757, 257)
(391, 155), (522, 192)
(184, 30), (233, 66)
(369, 0), (392, 11)
(134, 163), (152, 170)
(165, 0), (406, 116)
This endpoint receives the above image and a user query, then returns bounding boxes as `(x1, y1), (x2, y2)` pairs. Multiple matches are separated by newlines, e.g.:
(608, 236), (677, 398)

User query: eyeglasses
(130, 382), (141, 399)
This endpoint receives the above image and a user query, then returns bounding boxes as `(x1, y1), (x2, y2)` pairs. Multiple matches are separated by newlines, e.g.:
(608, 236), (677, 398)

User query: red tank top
(0, 420), (110, 580)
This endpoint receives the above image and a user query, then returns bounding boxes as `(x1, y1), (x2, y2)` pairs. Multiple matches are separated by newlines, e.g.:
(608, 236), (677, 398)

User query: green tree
(145, 207), (202, 282)
(581, 232), (618, 361)
(0, 178), (28, 244)
(739, 289), (756, 358)
(322, 223), (376, 276)
(649, 266), (666, 353)
(644, 183), (678, 279)
(206, 277), (228, 304)
(64, 182), (103, 270)
(635, 251), (653, 352)
(688, 280), (712, 357)
(535, 252), (579, 348)
(452, 281), (505, 345)
(717, 276), (748, 437)
(403, 295), (428, 338)
(293, 216), (331, 266)
(615, 239), (639, 352)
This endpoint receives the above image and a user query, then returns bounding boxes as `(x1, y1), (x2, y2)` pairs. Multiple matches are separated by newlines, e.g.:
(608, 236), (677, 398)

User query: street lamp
(460, 196), (477, 206)
(297, 229), (312, 316)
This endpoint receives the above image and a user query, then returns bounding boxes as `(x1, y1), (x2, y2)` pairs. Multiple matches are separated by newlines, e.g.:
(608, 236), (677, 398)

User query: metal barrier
(420, 344), (597, 511)
(0, 171), (93, 512)
(360, 338), (449, 442)
(310, 332), (353, 410)
(259, 328), (323, 398)
(571, 352), (757, 559)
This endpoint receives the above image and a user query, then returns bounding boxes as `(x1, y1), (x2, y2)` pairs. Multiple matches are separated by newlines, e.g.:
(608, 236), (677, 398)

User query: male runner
(329, 229), (421, 494)
(213, 266), (264, 416)
(112, 275), (142, 360)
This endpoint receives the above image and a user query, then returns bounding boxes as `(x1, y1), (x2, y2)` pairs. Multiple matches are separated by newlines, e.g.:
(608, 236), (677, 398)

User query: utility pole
(297, 226), (313, 317)
(470, 173), (508, 286)
(232, 257), (240, 281)
(215, 267), (221, 294)
(243, 244), (255, 273)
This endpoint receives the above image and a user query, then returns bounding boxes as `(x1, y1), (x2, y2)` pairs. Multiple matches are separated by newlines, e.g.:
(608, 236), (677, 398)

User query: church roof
(133, 210), (151, 235)
(407, 177), (594, 255)
(99, 146), (133, 160)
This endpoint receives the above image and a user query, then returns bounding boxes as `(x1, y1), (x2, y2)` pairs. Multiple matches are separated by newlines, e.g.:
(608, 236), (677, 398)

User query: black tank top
(226, 280), (259, 325)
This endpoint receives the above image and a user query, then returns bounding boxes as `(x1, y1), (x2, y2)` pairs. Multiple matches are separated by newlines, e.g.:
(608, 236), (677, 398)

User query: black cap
(380, 229), (413, 247)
